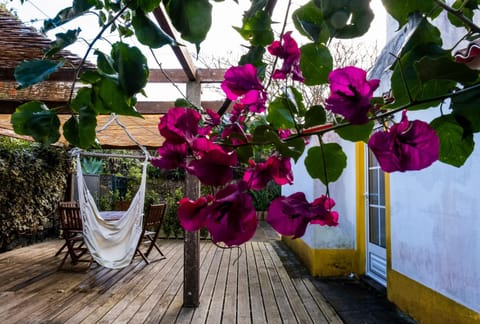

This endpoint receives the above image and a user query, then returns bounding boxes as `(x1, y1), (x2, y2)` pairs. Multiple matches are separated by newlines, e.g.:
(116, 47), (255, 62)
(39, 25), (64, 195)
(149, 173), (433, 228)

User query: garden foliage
(9, 0), (480, 246)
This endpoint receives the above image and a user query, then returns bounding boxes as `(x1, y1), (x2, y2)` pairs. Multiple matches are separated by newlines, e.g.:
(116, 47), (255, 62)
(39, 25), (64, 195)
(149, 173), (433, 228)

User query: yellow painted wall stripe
(354, 142), (366, 275)
(388, 270), (480, 324)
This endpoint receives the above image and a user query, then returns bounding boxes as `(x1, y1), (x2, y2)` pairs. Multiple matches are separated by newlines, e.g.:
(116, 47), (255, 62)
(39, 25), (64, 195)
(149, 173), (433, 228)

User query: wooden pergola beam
(0, 68), (225, 83)
(152, 7), (197, 82)
(0, 100), (230, 115)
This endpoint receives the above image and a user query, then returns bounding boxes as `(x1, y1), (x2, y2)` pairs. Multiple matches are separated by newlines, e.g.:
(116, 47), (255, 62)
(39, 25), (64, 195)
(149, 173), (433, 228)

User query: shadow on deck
(0, 222), (414, 323)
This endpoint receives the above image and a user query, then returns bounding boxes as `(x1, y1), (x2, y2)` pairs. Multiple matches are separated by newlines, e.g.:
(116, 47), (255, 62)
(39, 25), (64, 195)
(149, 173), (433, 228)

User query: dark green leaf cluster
(0, 138), (70, 251)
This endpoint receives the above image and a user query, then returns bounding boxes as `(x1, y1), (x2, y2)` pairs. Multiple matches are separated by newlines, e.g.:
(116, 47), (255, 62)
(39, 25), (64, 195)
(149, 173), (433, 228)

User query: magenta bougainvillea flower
(268, 31), (304, 82)
(221, 64), (267, 112)
(267, 192), (313, 238)
(325, 66), (380, 124)
(267, 192), (339, 238)
(310, 195), (339, 226)
(243, 156), (293, 190)
(368, 110), (439, 172)
(158, 107), (201, 144)
(188, 138), (238, 186)
(178, 196), (212, 231)
(151, 141), (187, 170)
(204, 182), (258, 246)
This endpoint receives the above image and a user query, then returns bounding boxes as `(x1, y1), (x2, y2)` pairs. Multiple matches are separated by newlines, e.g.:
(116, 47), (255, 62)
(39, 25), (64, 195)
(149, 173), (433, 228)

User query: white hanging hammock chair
(72, 114), (150, 269)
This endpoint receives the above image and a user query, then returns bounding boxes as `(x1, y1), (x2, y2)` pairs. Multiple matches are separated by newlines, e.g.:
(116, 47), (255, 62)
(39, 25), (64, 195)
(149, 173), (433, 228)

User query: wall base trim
(282, 236), (354, 277)
(388, 270), (480, 324)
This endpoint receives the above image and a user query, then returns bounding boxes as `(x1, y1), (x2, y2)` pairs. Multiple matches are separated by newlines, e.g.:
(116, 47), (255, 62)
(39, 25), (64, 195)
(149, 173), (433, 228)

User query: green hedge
(0, 137), (70, 251)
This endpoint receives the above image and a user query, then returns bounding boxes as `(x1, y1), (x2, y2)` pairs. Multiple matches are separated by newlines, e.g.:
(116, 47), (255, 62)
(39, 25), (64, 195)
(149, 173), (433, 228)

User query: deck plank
(0, 231), (344, 324)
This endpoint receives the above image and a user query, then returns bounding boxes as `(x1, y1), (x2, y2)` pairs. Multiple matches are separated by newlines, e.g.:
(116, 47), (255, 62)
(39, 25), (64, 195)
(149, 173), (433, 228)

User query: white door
(365, 148), (387, 286)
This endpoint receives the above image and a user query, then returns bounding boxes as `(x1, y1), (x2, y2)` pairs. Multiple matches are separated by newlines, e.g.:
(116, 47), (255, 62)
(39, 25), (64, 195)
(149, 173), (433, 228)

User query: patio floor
(0, 227), (343, 323)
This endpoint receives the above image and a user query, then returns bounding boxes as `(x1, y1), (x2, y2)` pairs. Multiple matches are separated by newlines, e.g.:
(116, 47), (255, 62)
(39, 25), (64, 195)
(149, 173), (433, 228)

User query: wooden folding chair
(57, 201), (92, 270)
(136, 203), (167, 264)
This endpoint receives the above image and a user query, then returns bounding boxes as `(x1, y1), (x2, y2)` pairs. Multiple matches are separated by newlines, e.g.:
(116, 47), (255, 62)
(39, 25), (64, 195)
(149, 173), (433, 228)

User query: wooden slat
(0, 227), (344, 324)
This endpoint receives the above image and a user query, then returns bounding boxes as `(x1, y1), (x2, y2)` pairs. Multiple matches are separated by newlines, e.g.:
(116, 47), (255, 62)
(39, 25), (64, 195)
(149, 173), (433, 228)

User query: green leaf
(42, 0), (97, 32)
(304, 105), (326, 128)
(381, 0), (437, 27)
(277, 138), (305, 162)
(239, 46), (267, 73)
(390, 45), (456, 110)
(416, 56), (478, 85)
(292, 1), (329, 43)
(138, 0), (162, 12)
(70, 87), (93, 113)
(447, 0), (476, 27)
(44, 28), (80, 57)
(111, 42), (149, 97)
(235, 10), (274, 47)
(288, 87), (306, 116)
(95, 78), (142, 117)
(305, 142), (347, 185)
(267, 97), (296, 130)
(132, 9), (176, 48)
(11, 101), (60, 145)
(14, 59), (65, 89)
(79, 71), (103, 84)
(166, 0), (212, 52)
(63, 107), (98, 148)
(252, 125), (281, 145)
(236, 145), (254, 164)
(174, 98), (196, 108)
(300, 43), (333, 85)
(430, 114), (474, 167)
(451, 85), (480, 133)
(335, 120), (374, 143)
(324, 0), (374, 39)
(94, 50), (116, 75)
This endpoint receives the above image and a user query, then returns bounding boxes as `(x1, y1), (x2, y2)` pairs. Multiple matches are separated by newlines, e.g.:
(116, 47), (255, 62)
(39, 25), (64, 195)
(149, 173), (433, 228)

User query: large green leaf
(300, 43), (333, 85)
(322, 0), (374, 39)
(132, 9), (176, 48)
(11, 101), (60, 145)
(44, 29), (81, 57)
(111, 42), (149, 97)
(381, 0), (437, 27)
(335, 121), (374, 143)
(292, 1), (329, 43)
(94, 50), (116, 75)
(42, 0), (97, 32)
(95, 78), (142, 117)
(430, 114), (474, 167)
(305, 142), (347, 185)
(389, 45), (456, 110)
(14, 59), (65, 89)
(277, 138), (305, 162)
(416, 56), (478, 85)
(165, 0), (212, 52)
(267, 97), (296, 130)
(63, 107), (98, 148)
(234, 10), (274, 47)
(304, 105), (326, 128)
(451, 85), (480, 133)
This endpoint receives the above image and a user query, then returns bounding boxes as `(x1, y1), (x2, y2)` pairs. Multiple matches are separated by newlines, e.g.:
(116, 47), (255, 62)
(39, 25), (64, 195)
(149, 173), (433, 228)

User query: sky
(5, 0), (387, 100)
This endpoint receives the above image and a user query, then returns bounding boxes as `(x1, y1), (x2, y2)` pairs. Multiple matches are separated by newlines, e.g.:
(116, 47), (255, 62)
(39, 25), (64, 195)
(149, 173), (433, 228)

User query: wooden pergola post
(183, 80), (201, 307)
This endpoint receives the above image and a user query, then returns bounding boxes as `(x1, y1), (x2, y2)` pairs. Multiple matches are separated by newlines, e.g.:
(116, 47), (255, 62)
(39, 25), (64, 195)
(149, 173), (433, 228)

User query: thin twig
(432, 0), (480, 33)
(67, 1), (134, 103)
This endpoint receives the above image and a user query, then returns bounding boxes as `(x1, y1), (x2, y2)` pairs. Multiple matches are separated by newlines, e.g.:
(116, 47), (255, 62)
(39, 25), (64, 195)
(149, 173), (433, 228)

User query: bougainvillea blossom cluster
(368, 110), (440, 172)
(326, 66), (380, 124)
(152, 30), (441, 247)
(268, 31), (304, 82)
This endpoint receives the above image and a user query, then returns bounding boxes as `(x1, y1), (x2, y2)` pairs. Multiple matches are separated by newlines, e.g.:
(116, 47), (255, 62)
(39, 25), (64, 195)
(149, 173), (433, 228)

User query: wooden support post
(183, 81), (201, 307)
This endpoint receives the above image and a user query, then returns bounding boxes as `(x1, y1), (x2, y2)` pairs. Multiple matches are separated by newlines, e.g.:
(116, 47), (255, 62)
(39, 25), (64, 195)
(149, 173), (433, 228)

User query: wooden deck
(0, 232), (343, 323)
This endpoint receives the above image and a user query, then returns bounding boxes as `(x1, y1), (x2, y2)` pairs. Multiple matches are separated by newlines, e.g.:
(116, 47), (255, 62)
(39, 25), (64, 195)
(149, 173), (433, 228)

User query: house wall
(282, 134), (359, 276)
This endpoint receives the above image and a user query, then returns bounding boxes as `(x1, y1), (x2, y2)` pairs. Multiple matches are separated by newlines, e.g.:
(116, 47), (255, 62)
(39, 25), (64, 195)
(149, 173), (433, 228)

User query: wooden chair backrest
(145, 203), (166, 227)
(59, 201), (82, 231)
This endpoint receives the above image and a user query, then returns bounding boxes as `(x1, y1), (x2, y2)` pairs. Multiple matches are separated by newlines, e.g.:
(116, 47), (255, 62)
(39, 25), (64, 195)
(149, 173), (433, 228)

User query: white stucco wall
(390, 109), (480, 313)
(283, 133), (357, 249)
(385, 11), (480, 313)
